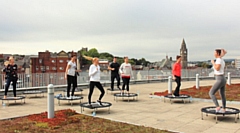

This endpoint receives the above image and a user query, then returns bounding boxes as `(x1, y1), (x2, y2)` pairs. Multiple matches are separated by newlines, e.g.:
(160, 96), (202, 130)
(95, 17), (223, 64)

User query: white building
(235, 58), (240, 69)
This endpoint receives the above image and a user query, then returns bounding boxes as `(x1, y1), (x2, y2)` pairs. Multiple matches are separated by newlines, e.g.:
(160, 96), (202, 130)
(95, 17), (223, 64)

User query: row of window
(39, 59), (69, 63)
(36, 66), (64, 71)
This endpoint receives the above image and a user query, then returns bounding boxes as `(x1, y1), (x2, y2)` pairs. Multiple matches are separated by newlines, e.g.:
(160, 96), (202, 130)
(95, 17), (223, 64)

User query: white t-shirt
(67, 61), (76, 76)
(214, 58), (225, 75)
(89, 64), (101, 82)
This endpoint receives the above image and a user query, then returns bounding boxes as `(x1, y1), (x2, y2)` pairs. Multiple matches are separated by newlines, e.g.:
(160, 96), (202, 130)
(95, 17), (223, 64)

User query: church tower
(180, 38), (188, 69)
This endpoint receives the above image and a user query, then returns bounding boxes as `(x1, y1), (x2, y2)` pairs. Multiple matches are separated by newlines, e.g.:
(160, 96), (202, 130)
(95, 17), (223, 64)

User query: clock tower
(180, 38), (188, 69)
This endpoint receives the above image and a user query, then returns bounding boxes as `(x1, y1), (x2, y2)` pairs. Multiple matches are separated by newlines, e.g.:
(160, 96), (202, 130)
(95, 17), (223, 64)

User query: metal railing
(0, 68), (239, 90)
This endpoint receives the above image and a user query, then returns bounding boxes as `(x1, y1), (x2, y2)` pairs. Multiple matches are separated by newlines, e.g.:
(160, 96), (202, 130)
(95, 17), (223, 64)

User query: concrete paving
(1, 79), (240, 133)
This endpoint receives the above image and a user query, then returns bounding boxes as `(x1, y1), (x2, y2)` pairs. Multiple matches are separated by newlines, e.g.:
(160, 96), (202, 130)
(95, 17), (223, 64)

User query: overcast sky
(0, 0), (239, 61)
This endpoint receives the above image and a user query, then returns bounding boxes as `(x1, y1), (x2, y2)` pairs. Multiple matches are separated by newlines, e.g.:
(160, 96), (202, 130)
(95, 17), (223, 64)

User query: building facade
(30, 50), (77, 86)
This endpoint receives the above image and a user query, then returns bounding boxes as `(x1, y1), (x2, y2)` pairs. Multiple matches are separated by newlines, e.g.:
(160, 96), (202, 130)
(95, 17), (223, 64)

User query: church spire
(180, 38), (188, 69)
(181, 38), (187, 49)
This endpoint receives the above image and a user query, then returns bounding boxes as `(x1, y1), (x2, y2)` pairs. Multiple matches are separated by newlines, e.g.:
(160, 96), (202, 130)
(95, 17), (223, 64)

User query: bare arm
(220, 49), (227, 57)
(65, 64), (70, 79)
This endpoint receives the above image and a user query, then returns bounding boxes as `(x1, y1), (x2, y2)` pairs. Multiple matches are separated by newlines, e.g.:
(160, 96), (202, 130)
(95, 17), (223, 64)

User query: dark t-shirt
(5, 64), (18, 79)
(110, 62), (120, 75)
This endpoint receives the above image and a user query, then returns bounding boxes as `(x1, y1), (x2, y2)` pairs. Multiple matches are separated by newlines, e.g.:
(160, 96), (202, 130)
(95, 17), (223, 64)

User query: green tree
(99, 52), (113, 58)
(87, 48), (99, 57)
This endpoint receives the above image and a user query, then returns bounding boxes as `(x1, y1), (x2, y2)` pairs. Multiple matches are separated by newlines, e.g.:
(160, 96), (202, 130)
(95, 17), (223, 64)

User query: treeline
(79, 48), (150, 66)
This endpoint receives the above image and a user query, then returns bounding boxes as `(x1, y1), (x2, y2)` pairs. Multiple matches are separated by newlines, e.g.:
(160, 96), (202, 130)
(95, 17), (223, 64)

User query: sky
(0, 0), (239, 62)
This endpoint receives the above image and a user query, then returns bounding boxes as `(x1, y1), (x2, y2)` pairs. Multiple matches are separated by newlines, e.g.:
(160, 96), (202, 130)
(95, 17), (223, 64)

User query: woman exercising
(209, 49), (227, 113)
(85, 56), (105, 106)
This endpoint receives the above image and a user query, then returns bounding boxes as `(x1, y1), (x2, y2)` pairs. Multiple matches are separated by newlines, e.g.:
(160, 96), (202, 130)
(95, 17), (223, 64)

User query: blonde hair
(9, 56), (14, 61)
(4, 61), (9, 66)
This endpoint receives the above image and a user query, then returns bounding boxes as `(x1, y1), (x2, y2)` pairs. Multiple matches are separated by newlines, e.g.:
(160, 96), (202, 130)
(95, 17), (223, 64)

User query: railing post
(48, 84), (54, 119)
(168, 76), (172, 94)
(196, 74), (199, 89)
(227, 72), (231, 85)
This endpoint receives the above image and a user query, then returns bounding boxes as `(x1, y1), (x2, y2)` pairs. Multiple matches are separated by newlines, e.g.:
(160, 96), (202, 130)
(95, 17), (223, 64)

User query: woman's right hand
(172, 76), (176, 80)
(64, 75), (67, 80)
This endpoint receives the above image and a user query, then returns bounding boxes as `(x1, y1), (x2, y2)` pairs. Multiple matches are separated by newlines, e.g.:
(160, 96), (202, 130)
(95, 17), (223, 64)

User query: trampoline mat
(57, 96), (83, 100)
(164, 94), (191, 99)
(1, 96), (25, 100)
(80, 102), (112, 109)
(114, 93), (138, 97)
(201, 106), (240, 115)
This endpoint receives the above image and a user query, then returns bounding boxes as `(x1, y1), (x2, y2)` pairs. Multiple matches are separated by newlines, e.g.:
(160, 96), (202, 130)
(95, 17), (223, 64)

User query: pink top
(172, 62), (181, 77)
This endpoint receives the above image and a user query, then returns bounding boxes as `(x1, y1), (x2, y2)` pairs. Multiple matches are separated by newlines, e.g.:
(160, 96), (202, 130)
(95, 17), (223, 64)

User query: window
(66, 60), (69, 63)
(59, 67), (64, 70)
(59, 60), (64, 63)
(52, 60), (55, 63)
(52, 67), (56, 70)
(39, 59), (42, 63)
(40, 66), (45, 71)
(46, 66), (49, 70)
(36, 66), (39, 71)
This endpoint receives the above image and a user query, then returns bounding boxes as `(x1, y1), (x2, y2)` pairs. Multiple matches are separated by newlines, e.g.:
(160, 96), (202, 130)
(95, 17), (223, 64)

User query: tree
(87, 48), (99, 57)
(99, 52), (113, 58)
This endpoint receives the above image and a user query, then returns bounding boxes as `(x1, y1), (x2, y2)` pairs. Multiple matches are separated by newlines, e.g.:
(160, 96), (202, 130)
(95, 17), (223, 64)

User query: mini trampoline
(114, 93), (138, 102)
(57, 96), (83, 106)
(163, 94), (191, 104)
(107, 88), (121, 94)
(23, 90), (44, 98)
(63, 88), (83, 96)
(80, 102), (112, 114)
(201, 106), (240, 123)
(1, 96), (26, 106)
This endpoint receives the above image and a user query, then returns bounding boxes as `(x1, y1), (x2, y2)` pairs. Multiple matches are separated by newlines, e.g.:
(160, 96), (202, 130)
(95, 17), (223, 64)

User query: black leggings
(5, 78), (17, 97)
(67, 75), (77, 97)
(173, 76), (181, 96)
(88, 81), (105, 104)
(122, 77), (130, 91)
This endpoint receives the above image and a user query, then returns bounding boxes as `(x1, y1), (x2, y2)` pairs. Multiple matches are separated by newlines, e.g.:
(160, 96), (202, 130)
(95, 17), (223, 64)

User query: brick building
(30, 50), (77, 73)
(30, 50), (77, 86)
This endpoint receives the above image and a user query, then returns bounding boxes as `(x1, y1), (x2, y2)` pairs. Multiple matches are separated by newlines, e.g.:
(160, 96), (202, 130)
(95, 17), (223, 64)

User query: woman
(119, 56), (134, 95)
(65, 54), (81, 99)
(172, 55), (182, 97)
(209, 49), (227, 113)
(87, 56), (105, 106)
(3, 56), (18, 99)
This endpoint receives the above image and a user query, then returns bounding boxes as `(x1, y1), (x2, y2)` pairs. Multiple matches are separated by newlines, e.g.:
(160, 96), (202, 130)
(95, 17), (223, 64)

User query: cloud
(0, 0), (240, 61)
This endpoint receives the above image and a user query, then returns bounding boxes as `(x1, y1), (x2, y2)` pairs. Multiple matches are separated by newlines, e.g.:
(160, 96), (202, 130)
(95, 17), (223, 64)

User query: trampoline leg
(216, 115), (218, 124)
(235, 114), (237, 123)
(201, 112), (203, 120)
(238, 113), (239, 119)
(206, 113), (208, 117)
(58, 100), (60, 106)
(108, 107), (110, 114)
(128, 97), (129, 102)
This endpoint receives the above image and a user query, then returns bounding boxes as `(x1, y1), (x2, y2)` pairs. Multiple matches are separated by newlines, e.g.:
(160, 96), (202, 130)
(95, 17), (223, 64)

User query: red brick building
(30, 50), (77, 73)
(30, 50), (77, 86)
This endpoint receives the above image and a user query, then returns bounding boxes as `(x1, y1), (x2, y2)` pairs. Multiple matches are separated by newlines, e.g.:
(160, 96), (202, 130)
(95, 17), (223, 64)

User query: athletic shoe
(97, 100), (103, 106)
(215, 108), (221, 113)
(172, 94), (175, 97)
(120, 92), (124, 96)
